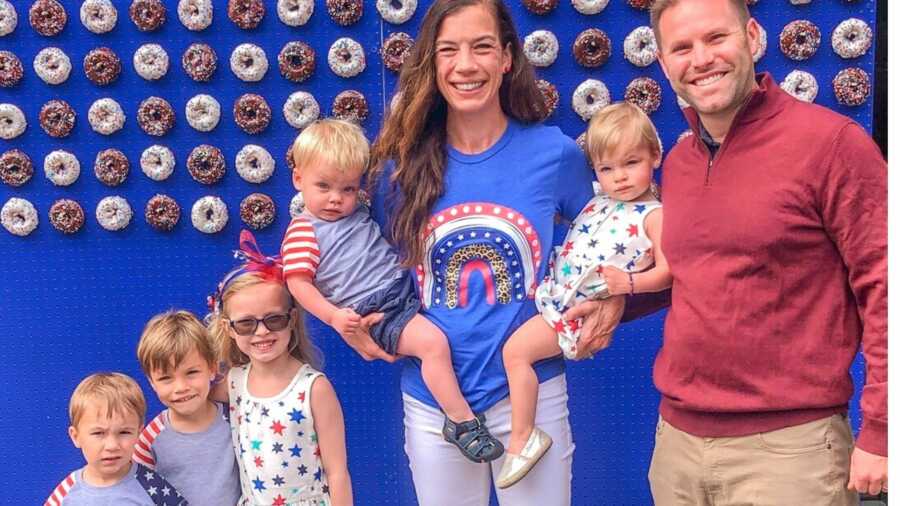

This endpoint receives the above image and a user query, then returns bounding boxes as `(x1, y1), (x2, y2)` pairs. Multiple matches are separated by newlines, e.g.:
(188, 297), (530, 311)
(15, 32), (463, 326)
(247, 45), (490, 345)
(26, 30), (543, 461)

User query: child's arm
(287, 275), (360, 337)
(604, 208), (672, 295)
(310, 376), (353, 506)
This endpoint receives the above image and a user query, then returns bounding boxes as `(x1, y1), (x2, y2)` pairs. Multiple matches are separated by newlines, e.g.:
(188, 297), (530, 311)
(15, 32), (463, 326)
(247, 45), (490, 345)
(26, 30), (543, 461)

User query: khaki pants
(648, 415), (859, 506)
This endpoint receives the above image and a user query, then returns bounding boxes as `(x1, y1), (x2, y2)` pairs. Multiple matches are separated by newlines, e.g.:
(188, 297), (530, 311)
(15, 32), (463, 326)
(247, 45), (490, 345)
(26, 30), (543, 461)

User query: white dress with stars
(227, 362), (331, 506)
(535, 189), (662, 359)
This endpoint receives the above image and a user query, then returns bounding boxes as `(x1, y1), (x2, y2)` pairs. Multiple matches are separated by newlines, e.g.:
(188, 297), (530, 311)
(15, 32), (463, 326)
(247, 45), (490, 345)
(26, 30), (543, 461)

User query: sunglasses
(228, 312), (292, 336)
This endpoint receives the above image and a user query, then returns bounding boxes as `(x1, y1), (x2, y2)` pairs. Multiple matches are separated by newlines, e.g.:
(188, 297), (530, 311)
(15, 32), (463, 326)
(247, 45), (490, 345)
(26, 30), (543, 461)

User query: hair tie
(209, 230), (284, 314)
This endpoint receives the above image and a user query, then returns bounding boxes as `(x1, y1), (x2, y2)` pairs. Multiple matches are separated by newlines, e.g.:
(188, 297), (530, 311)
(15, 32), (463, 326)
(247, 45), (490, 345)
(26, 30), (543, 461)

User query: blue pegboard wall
(0, 0), (876, 504)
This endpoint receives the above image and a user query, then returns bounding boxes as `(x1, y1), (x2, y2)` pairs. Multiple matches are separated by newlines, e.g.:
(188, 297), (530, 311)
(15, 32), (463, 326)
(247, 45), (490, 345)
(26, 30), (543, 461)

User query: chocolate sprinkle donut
(278, 41), (315, 82)
(522, 0), (558, 15)
(0, 51), (23, 87)
(535, 79), (559, 121)
(573, 28), (611, 68)
(187, 144), (226, 185)
(29, 0), (67, 37)
(833, 67), (870, 106)
(84, 47), (122, 86)
(0, 149), (33, 187)
(240, 193), (276, 230)
(285, 144), (296, 172)
(39, 99), (76, 138)
(137, 96), (175, 136)
(182, 43), (217, 82)
(332, 90), (368, 124)
(625, 77), (663, 114)
(94, 148), (129, 186)
(145, 194), (180, 231)
(326, 0), (362, 26)
(228, 0), (265, 29)
(129, 0), (166, 32)
(233, 94), (272, 134)
(48, 199), (85, 234)
(779, 20), (821, 61)
(382, 32), (414, 73)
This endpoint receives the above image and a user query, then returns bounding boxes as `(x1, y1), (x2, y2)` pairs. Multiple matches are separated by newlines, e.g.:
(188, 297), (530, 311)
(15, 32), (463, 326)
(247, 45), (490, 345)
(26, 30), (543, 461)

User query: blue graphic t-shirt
(372, 120), (594, 413)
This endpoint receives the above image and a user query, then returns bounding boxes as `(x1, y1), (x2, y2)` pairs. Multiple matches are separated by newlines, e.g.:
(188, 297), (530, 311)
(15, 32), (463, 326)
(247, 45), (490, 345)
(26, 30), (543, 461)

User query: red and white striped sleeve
(44, 471), (77, 506)
(132, 413), (166, 470)
(282, 217), (320, 279)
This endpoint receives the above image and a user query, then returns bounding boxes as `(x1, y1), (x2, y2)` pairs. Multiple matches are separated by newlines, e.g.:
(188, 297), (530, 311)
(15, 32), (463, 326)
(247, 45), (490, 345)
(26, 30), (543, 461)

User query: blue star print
(289, 409), (305, 423)
(290, 444), (302, 457)
(253, 477), (266, 491)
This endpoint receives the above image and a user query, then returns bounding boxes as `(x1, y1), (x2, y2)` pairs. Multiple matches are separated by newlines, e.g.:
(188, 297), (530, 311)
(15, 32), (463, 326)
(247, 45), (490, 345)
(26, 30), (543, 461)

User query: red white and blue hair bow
(207, 230), (284, 313)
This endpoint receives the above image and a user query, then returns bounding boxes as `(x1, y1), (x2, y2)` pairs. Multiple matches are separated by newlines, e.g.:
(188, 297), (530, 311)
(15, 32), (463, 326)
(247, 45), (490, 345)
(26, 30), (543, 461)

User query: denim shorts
(353, 271), (420, 355)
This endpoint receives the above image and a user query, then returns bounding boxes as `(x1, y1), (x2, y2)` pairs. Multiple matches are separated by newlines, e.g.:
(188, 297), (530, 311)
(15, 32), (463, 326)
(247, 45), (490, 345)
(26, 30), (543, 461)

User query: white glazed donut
(277, 0), (314, 26)
(0, 0), (17, 37)
(571, 0), (609, 15)
(328, 37), (366, 78)
(177, 0), (213, 31)
(753, 25), (767, 62)
(283, 91), (320, 129)
(831, 18), (872, 59)
(571, 79), (610, 121)
(191, 196), (228, 234)
(44, 150), (81, 186)
(289, 192), (304, 218)
(140, 145), (175, 181)
(235, 144), (275, 183)
(623, 26), (657, 67)
(33, 47), (71, 84)
(523, 30), (559, 68)
(780, 70), (818, 103)
(133, 43), (169, 80)
(376, 0), (416, 24)
(185, 94), (221, 132)
(230, 43), (268, 82)
(95, 196), (132, 231)
(88, 98), (125, 135)
(80, 0), (117, 34)
(0, 103), (25, 139)
(1, 198), (38, 236)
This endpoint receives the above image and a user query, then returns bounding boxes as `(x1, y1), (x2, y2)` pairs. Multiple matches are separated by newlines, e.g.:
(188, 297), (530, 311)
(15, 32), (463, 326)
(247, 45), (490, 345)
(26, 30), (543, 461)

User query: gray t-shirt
(44, 462), (187, 505)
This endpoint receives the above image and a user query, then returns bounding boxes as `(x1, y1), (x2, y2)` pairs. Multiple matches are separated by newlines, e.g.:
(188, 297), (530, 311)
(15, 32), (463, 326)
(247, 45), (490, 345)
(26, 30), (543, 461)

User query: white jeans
(403, 374), (574, 506)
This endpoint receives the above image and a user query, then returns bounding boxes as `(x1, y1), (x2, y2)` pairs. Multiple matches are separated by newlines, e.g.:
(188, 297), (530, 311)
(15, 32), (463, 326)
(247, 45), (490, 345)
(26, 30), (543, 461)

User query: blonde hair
(137, 309), (216, 377)
(585, 102), (662, 164)
(69, 372), (146, 427)
(208, 271), (322, 370)
(650, 0), (750, 47)
(292, 118), (370, 178)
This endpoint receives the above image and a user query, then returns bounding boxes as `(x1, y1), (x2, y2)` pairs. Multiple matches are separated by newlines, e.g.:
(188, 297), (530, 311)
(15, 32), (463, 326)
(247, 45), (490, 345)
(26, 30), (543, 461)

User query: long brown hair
(370, 0), (545, 266)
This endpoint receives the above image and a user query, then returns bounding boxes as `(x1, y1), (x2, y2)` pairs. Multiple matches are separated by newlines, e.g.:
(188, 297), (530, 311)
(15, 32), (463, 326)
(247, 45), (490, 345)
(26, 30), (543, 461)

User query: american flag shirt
(44, 462), (188, 505)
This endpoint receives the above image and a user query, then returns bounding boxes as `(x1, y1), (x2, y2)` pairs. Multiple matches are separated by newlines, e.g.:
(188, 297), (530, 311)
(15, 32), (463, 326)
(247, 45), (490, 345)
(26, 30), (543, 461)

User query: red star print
(583, 203), (595, 214)
(297, 392), (306, 402)
(314, 446), (321, 457)
(628, 224), (638, 237)
(553, 320), (566, 333)
(254, 456), (263, 468)
(567, 320), (580, 332)
(612, 215), (619, 221)
(270, 420), (286, 435)
(595, 265), (604, 274)
(273, 495), (286, 506)
(561, 241), (574, 257)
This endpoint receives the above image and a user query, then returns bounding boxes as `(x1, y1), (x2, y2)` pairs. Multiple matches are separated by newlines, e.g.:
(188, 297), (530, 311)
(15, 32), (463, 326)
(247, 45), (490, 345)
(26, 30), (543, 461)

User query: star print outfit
(44, 462), (188, 506)
(228, 362), (330, 506)
(536, 189), (661, 359)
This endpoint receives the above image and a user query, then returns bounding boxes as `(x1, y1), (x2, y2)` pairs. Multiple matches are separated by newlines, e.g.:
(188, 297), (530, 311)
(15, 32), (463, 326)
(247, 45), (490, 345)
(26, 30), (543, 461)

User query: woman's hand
(337, 312), (396, 363)
(601, 266), (631, 296)
(563, 295), (625, 359)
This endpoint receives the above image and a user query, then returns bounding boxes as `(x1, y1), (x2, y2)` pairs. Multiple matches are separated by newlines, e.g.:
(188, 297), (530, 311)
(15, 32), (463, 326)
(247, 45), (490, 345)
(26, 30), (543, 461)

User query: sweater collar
(683, 72), (790, 141)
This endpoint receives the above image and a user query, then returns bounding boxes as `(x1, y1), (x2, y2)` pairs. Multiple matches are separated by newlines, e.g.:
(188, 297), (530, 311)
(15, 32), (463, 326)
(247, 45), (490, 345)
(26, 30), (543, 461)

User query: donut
(332, 90), (368, 123)
(95, 196), (132, 231)
(29, 0), (66, 36)
(145, 194), (180, 231)
(0, 149), (33, 187)
(833, 67), (870, 107)
(285, 144), (296, 172)
(228, 0), (264, 29)
(573, 28), (610, 68)
(48, 199), (84, 234)
(789, 0), (811, 4)
(137, 96), (175, 136)
(230, 43), (268, 82)
(129, 0), (165, 32)
(277, 0), (314, 26)
(328, 37), (366, 78)
(44, 150), (80, 186)
(177, 0), (212, 31)
(326, 0), (362, 26)
(182, 43), (217, 82)
(236, 144), (275, 183)
(187, 144), (226, 184)
(625, 77), (662, 114)
(233, 93), (271, 134)
(535, 79), (559, 120)
(523, 30), (559, 68)
(382, 32), (414, 73)
(1, 198), (38, 236)
(240, 193), (276, 230)
(780, 70), (818, 103)
(0, 1), (17, 37)
(33, 47), (71, 84)
(83, 47), (122, 86)
(39, 99), (76, 138)
(278, 41), (316, 83)
(779, 20), (820, 61)
(626, 0), (652, 9)
(624, 26), (657, 67)
(289, 192), (304, 218)
(88, 98), (125, 135)
(140, 145), (175, 181)
(572, 79), (610, 121)
(376, 0), (416, 24)
(753, 25), (767, 62)
(80, 0), (117, 34)
(185, 94), (221, 132)
(571, 0), (609, 15)
(0, 103), (26, 139)
(94, 148), (129, 186)
(133, 43), (169, 81)
(523, 0), (558, 15)
(191, 196), (228, 234)
(831, 18), (872, 59)
(0, 51), (23, 87)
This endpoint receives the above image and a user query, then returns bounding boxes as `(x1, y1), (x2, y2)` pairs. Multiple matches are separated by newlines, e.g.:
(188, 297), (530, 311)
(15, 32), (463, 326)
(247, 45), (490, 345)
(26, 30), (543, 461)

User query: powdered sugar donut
(44, 149), (80, 186)
(95, 196), (132, 231)
(780, 70), (818, 103)
(283, 91), (320, 129)
(133, 43), (169, 80)
(277, 0), (313, 26)
(33, 47), (71, 84)
(0, 1), (17, 37)
(523, 30), (559, 68)
(831, 18), (872, 59)
(230, 43), (268, 82)
(88, 98), (125, 135)
(571, 0), (609, 15)
(140, 144), (175, 181)
(289, 192), (304, 218)
(0, 103), (26, 139)
(185, 94), (221, 132)
(80, 0), (117, 34)
(376, 0), (416, 24)
(191, 196), (228, 234)
(624, 26), (657, 67)
(1, 198), (38, 236)
(753, 25), (767, 62)
(572, 79), (610, 121)
(177, 0), (212, 31)
(235, 144), (275, 183)
(328, 37), (366, 78)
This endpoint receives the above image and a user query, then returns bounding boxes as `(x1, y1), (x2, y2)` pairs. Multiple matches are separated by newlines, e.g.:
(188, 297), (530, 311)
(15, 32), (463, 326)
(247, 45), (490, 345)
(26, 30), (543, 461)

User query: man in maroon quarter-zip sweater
(646, 0), (887, 504)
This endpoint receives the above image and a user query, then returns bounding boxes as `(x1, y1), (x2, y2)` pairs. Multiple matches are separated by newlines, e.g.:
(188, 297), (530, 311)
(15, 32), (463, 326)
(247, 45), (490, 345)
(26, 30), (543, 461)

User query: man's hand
(601, 266), (631, 296)
(330, 308), (361, 337)
(563, 295), (625, 360)
(848, 447), (887, 495)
